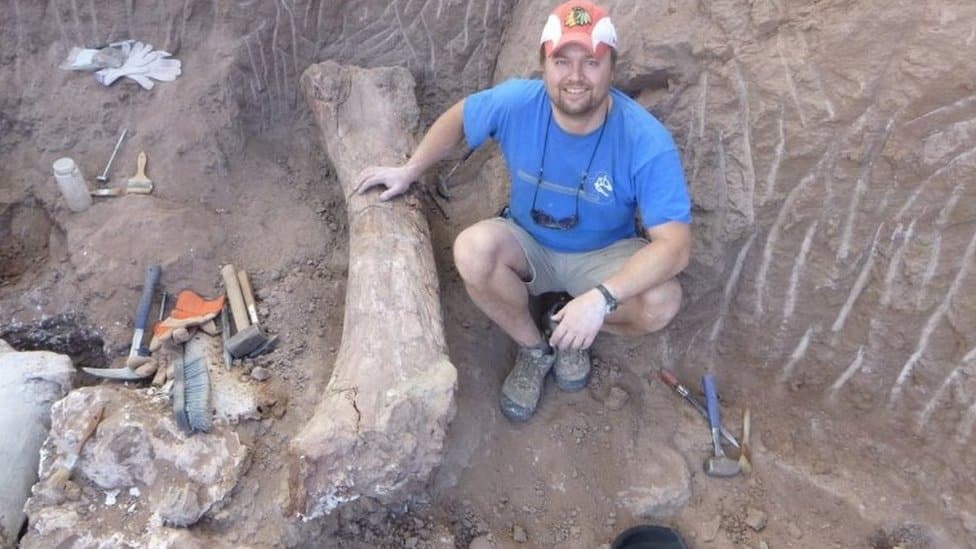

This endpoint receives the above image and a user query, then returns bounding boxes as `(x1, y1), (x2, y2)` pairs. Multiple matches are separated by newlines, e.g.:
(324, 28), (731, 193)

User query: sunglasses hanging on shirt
(530, 102), (611, 230)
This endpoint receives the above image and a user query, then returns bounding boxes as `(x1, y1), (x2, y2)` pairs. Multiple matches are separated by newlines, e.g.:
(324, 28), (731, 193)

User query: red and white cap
(540, 1), (618, 59)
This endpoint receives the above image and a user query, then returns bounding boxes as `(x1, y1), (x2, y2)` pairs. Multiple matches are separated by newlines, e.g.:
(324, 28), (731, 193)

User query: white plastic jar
(52, 157), (92, 212)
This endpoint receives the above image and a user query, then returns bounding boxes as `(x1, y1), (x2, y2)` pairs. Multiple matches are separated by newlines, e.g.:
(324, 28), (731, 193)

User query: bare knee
(632, 279), (682, 334)
(454, 224), (513, 286)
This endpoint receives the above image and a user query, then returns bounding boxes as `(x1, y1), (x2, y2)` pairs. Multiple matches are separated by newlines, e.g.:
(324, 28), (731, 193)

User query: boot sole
(554, 371), (591, 392)
(499, 394), (535, 422)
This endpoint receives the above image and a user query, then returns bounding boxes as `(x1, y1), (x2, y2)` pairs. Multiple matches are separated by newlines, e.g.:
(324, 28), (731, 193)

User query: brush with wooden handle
(126, 151), (154, 194)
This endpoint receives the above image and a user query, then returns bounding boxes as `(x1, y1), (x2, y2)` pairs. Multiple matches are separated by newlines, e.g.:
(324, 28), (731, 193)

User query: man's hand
(355, 165), (418, 201)
(548, 290), (607, 351)
(353, 100), (466, 201)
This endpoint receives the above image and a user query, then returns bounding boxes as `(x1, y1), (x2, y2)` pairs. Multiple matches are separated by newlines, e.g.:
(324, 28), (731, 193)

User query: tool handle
(221, 264), (250, 332)
(661, 368), (705, 416)
(702, 374), (721, 430)
(101, 128), (127, 178)
(237, 269), (260, 325)
(660, 369), (740, 448)
(658, 368), (680, 388)
(135, 150), (148, 178)
(134, 265), (161, 331)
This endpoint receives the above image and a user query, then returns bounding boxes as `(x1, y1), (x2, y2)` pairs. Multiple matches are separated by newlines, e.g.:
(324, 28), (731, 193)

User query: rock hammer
(702, 374), (741, 478)
(83, 264), (161, 380)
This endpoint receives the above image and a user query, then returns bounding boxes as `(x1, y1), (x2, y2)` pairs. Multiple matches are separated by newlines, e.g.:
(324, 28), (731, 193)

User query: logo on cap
(565, 7), (592, 27)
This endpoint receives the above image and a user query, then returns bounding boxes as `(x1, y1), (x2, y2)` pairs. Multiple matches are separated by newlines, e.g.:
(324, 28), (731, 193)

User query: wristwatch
(594, 284), (618, 314)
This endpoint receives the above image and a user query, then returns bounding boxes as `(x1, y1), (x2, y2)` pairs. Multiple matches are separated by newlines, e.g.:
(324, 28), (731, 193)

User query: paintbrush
(126, 151), (154, 194)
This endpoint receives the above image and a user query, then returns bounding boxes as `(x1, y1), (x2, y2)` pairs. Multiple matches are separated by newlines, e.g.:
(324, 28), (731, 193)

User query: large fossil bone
(289, 61), (457, 519)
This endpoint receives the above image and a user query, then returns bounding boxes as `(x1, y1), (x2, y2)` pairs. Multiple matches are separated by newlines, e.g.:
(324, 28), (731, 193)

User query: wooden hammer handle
(237, 269), (260, 325)
(221, 264), (250, 333)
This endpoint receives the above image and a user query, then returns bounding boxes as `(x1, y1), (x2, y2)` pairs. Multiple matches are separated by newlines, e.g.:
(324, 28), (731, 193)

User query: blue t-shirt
(463, 79), (690, 252)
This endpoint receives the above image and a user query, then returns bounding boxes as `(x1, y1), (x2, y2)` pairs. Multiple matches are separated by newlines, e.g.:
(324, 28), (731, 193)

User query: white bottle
(52, 157), (92, 212)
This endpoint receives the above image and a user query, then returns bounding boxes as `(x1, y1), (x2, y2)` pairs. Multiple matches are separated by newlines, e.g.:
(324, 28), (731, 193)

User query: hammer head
(225, 324), (270, 358)
(704, 455), (741, 477)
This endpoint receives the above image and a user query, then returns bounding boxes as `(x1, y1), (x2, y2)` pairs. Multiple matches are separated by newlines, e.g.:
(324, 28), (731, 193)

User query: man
(356, 0), (691, 422)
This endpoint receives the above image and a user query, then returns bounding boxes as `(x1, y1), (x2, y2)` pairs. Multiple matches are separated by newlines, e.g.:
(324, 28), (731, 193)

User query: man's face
(543, 42), (614, 121)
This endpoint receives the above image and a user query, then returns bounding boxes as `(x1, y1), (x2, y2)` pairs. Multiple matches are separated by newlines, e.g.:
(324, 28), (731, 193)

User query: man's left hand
(548, 290), (606, 351)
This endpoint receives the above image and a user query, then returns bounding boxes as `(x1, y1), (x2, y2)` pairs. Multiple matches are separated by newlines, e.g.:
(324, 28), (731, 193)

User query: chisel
(659, 368), (739, 448)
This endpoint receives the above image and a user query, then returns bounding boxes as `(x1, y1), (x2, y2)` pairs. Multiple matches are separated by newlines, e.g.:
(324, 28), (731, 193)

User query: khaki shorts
(487, 217), (648, 297)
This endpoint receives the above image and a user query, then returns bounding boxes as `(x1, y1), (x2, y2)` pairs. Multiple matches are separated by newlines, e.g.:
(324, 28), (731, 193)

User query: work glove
(149, 290), (225, 352)
(94, 41), (182, 90)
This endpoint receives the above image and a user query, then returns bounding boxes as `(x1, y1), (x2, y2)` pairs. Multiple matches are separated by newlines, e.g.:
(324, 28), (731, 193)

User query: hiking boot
(553, 347), (592, 392)
(541, 299), (593, 392)
(500, 346), (556, 422)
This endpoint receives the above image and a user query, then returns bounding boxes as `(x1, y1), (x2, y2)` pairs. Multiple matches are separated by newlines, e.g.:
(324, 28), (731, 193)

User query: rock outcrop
(21, 386), (249, 547)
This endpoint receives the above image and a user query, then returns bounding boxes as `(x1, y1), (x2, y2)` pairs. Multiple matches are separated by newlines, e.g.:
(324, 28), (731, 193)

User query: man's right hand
(355, 165), (418, 201)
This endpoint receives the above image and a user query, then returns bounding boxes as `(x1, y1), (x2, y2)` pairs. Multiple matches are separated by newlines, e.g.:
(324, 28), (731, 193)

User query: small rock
(604, 386), (629, 410)
(787, 521), (803, 539)
(158, 484), (205, 527)
(250, 366), (271, 381)
(469, 535), (493, 549)
(758, 541), (769, 549)
(512, 524), (527, 543)
(745, 508), (768, 532)
(105, 489), (120, 505)
(701, 515), (722, 541)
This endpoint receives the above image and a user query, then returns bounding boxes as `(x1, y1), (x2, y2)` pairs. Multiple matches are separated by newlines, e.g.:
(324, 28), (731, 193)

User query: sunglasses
(530, 174), (584, 230)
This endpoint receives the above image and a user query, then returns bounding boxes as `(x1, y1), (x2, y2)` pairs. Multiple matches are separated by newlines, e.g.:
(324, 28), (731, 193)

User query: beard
(548, 84), (609, 120)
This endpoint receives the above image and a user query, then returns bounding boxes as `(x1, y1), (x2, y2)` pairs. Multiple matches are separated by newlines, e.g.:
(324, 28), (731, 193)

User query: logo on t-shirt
(593, 173), (613, 197)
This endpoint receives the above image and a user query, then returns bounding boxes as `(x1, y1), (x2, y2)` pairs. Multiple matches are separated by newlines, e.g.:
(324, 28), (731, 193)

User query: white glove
(94, 41), (182, 90)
